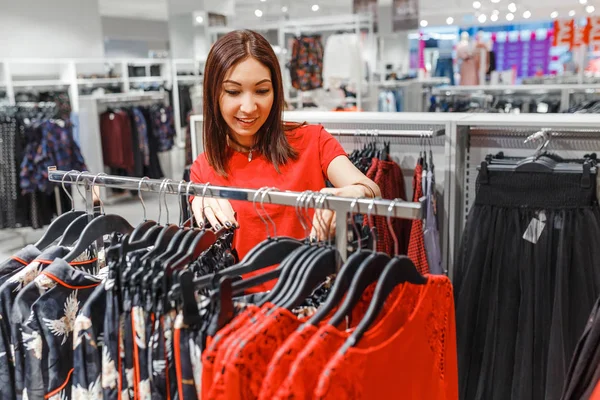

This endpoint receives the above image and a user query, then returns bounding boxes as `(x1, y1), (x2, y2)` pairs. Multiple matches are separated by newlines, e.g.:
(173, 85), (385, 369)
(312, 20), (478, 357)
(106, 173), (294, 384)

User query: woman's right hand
(191, 196), (238, 230)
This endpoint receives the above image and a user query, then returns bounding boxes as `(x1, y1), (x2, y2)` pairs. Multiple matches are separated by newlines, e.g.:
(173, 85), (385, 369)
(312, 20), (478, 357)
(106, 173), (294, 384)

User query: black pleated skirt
(454, 170), (600, 400)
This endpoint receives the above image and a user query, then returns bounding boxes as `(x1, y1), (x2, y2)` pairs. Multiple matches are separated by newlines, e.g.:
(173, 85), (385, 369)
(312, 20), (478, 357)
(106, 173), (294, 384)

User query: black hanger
(280, 246), (340, 310)
(341, 256), (426, 353)
(63, 214), (134, 262)
(58, 213), (96, 247)
(306, 250), (370, 326)
(35, 170), (87, 249)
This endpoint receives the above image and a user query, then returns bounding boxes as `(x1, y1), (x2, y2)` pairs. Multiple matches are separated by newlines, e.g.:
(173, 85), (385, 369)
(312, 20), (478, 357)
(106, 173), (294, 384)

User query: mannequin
(475, 31), (490, 78)
(457, 32), (478, 85)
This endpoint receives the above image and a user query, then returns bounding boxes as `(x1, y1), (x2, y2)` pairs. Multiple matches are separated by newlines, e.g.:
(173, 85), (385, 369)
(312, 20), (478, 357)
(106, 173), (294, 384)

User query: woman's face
(219, 56), (274, 147)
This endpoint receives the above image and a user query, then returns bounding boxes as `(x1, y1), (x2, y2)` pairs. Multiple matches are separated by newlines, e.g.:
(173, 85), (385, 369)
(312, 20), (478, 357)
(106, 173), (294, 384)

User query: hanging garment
(313, 276), (457, 400)
(454, 169), (600, 400)
(288, 35), (324, 91)
(100, 110), (135, 174)
(457, 42), (478, 86)
(149, 105), (176, 152)
(407, 163), (430, 275)
(424, 169), (443, 274)
(19, 119), (87, 194)
(322, 33), (362, 91)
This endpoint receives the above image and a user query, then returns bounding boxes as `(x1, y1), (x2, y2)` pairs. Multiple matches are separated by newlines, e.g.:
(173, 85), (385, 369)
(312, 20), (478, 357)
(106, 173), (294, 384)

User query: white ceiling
(97, 0), (597, 27)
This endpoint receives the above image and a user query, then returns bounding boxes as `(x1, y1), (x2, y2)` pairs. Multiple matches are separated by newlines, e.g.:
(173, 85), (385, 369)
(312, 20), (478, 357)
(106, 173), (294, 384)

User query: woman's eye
(225, 90), (240, 95)
(256, 89), (271, 95)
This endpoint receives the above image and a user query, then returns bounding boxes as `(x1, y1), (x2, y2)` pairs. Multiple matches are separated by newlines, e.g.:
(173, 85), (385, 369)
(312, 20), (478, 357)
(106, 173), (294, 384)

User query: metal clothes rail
(48, 169), (423, 260)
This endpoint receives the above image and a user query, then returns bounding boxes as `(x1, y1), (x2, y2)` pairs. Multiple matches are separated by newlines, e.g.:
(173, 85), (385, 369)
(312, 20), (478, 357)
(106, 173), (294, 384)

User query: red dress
(190, 125), (347, 291)
(314, 276), (458, 400)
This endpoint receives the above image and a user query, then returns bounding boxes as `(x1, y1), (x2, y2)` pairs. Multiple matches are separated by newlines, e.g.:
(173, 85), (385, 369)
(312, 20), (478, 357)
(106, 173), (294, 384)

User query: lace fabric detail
(425, 277), (453, 381)
(314, 351), (366, 400)
(275, 328), (347, 400)
(220, 309), (305, 400)
(258, 325), (319, 400)
(201, 307), (258, 399)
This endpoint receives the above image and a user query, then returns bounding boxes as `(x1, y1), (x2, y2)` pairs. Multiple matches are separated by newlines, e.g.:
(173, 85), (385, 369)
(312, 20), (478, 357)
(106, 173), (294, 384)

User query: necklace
(228, 137), (257, 162)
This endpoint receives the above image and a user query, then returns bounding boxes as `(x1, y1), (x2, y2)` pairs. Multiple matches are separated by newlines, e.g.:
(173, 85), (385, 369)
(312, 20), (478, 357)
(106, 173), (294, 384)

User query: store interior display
(7, 0), (600, 398)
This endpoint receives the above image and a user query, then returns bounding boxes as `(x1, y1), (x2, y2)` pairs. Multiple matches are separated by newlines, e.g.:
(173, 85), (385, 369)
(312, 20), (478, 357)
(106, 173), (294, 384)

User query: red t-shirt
(190, 124), (347, 289)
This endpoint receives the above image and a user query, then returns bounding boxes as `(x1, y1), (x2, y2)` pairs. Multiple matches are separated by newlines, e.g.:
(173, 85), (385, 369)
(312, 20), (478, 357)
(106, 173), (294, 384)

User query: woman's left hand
(310, 185), (369, 242)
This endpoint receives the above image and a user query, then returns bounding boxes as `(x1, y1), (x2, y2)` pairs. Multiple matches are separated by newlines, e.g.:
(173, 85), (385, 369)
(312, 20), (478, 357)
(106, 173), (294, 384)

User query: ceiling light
(508, 3), (517, 12)
(587, 5), (595, 13)
(446, 16), (454, 24)
(491, 13), (499, 21)
(254, 9), (263, 17)
(420, 19), (428, 27)
(492, 9), (500, 14)
(569, 9), (576, 16)
(506, 12), (514, 20)
(311, 4), (319, 11)
(523, 10), (531, 18)
(261, 0), (267, 2)
(473, 1), (482, 8)
(491, 0), (501, 3)
(580, 0), (588, 4)
(281, 6), (288, 12)
(478, 13), (487, 22)
(551, 11), (559, 18)
(195, 15), (204, 24)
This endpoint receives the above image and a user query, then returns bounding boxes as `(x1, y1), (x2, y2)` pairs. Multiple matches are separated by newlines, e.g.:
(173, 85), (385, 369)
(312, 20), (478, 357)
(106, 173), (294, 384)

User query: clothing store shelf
(175, 76), (202, 83)
(128, 77), (169, 83)
(433, 83), (600, 94)
(282, 111), (466, 126)
(77, 78), (123, 85)
(457, 113), (600, 129)
(11, 80), (70, 88)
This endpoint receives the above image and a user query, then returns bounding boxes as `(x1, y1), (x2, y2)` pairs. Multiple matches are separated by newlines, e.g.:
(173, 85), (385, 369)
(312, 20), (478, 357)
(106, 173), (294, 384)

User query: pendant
(248, 150), (253, 162)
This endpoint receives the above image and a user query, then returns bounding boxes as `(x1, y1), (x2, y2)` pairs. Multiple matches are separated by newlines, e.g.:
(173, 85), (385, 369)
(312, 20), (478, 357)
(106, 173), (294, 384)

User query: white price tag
(523, 211), (546, 244)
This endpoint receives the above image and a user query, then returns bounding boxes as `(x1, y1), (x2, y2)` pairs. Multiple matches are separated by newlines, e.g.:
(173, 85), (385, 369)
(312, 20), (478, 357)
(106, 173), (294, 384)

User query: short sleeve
(189, 155), (205, 184)
(318, 127), (347, 179)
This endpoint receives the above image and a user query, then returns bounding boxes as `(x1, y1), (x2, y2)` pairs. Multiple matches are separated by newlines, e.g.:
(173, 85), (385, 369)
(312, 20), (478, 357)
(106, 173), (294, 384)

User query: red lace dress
(407, 163), (430, 274)
(272, 283), (421, 400)
(257, 281), (388, 400)
(314, 276), (458, 400)
(201, 304), (261, 399)
(208, 307), (310, 400)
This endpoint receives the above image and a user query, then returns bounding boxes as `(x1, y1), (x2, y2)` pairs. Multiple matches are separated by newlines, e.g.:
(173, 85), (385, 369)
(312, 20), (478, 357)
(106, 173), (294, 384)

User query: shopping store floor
(0, 192), (183, 260)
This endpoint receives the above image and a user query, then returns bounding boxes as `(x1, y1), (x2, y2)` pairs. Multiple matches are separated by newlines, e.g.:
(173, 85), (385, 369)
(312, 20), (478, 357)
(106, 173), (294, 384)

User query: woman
(190, 29), (380, 266)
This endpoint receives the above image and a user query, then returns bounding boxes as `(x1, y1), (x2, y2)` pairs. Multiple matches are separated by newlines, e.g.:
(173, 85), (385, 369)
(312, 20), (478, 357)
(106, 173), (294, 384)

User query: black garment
(561, 295), (600, 399)
(140, 107), (164, 179)
(454, 170), (600, 400)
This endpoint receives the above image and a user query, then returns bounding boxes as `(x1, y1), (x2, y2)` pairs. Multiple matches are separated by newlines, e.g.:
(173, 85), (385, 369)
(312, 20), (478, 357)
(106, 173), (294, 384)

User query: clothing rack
(47, 168), (423, 260)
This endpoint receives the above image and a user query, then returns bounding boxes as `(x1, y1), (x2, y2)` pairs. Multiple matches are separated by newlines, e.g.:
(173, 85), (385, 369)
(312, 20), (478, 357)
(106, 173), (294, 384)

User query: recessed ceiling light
(473, 1), (482, 8)
(523, 10), (531, 18)
(261, 0), (267, 2)
(491, 13), (499, 21)
(446, 17), (454, 24)
(311, 4), (319, 11)
(478, 13), (487, 22)
(569, 9), (576, 16)
(491, 0), (500, 3)
(255, 9), (263, 17)
(420, 19), (428, 27)
(551, 11), (559, 18)
(508, 3), (517, 12)
(580, 0), (588, 4)
(195, 15), (204, 24)
(281, 6), (288, 12)
(587, 5), (595, 12)
(506, 12), (514, 20)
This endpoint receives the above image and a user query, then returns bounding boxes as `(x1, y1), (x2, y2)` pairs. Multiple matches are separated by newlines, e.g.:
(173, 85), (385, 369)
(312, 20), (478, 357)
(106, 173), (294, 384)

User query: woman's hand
(310, 185), (372, 241)
(192, 196), (238, 230)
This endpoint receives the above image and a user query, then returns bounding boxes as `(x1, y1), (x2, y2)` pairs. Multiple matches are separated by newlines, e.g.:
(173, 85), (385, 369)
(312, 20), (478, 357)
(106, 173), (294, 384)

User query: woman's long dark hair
(203, 29), (299, 176)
